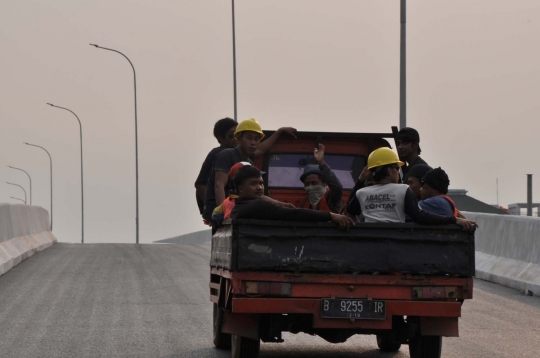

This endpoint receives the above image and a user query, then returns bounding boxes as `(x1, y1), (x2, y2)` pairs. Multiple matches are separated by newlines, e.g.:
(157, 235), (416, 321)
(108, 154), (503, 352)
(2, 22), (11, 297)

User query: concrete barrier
(463, 211), (540, 296)
(0, 203), (56, 277)
(155, 229), (211, 244)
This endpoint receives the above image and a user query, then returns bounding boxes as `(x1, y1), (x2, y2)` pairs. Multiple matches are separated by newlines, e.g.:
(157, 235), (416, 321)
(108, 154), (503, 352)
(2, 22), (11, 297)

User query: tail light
(245, 282), (291, 296)
(412, 286), (458, 299)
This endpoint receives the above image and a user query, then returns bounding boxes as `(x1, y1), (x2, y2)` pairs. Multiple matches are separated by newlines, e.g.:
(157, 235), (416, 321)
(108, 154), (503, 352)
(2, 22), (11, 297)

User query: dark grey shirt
(203, 148), (252, 219)
(402, 156), (428, 183)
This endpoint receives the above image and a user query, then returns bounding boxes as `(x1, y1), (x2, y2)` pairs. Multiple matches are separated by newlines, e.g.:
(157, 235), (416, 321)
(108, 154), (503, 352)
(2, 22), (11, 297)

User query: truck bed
(210, 219), (475, 277)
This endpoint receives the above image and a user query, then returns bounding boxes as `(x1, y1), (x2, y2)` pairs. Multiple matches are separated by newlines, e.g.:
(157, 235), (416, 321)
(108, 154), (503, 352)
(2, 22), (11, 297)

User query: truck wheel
(231, 334), (260, 358)
(409, 335), (442, 358)
(376, 332), (401, 352)
(213, 304), (231, 349)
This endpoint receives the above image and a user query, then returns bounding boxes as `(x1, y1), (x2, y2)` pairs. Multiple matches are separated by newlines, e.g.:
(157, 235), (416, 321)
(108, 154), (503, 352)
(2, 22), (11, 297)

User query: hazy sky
(1, 1), (540, 243)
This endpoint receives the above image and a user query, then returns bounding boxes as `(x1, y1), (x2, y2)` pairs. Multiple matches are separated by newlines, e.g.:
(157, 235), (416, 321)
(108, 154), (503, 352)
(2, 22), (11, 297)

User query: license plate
(321, 298), (386, 319)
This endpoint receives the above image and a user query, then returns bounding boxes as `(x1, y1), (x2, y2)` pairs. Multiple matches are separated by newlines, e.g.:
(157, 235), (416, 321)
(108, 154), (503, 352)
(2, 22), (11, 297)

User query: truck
(209, 130), (475, 358)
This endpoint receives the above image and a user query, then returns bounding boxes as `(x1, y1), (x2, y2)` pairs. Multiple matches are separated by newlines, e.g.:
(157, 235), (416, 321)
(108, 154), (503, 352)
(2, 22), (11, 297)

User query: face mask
(305, 185), (326, 207)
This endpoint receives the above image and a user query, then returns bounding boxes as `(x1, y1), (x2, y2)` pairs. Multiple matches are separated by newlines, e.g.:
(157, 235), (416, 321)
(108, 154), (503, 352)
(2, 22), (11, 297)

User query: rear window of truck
(267, 153), (366, 190)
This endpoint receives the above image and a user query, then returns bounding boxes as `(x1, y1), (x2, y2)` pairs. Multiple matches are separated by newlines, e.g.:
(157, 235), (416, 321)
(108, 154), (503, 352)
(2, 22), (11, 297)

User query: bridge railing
(464, 211), (540, 296)
(0, 203), (56, 277)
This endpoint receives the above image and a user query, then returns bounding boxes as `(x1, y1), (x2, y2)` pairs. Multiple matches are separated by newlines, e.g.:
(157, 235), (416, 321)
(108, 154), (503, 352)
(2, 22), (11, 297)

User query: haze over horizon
(1, 0), (539, 243)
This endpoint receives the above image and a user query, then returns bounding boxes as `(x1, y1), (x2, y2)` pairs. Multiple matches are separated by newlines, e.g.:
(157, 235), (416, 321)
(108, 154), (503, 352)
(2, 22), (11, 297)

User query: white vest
(356, 184), (409, 223)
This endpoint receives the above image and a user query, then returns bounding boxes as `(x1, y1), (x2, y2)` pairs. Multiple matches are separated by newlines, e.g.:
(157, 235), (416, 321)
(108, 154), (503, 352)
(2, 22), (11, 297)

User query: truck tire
(213, 304), (231, 349)
(231, 334), (260, 358)
(409, 335), (442, 358)
(376, 332), (402, 352)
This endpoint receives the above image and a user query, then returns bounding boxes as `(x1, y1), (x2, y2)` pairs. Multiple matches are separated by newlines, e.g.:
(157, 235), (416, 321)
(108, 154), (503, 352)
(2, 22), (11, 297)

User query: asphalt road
(0, 243), (539, 358)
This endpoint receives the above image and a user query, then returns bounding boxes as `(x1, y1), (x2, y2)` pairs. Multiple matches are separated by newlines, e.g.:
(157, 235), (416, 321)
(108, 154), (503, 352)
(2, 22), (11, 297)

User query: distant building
(446, 189), (508, 215)
(508, 203), (540, 217)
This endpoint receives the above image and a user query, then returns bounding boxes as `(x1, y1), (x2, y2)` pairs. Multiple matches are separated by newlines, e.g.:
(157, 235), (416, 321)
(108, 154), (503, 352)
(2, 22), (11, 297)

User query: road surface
(0, 243), (538, 358)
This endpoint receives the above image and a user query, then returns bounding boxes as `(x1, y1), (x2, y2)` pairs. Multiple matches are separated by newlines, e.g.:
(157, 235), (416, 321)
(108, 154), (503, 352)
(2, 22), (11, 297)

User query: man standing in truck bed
(195, 117), (238, 221)
(299, 143), (343, 213)
(203, 118), (296, 222)
(396, 127), (428, 183)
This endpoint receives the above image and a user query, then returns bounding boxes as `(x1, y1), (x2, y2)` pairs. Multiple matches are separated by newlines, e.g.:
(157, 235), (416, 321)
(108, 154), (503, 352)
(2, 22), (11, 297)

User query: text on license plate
(321, 298), (386, 319)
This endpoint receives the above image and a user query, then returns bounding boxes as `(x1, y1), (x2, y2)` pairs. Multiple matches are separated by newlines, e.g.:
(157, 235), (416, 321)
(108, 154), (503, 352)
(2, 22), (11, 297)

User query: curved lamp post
(90, 43), (140, 244)
(25, 142), (53, 230)
(47, 103), (84, 243)
(6, 182), (27, 204)
(11, 197), (25, 204)
(8, 166), (32, 205)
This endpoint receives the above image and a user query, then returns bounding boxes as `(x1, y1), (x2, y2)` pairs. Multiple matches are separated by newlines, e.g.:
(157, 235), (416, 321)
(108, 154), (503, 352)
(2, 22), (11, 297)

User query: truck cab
(210, 130), (474, 358)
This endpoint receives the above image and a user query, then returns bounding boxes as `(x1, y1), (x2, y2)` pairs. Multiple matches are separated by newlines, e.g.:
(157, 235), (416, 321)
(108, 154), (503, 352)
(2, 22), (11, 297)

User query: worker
(203, 118), (297, 222)
(419, 167), (459, 217)
(195, 117), (237, 219)
(300, 144), (343, 212)
(211, 161), (250, 222)
(355, 148), (476, 230)
(231, 165), (354, 229)
(396, 127), (428, 183)
(406, 164), (433, 201)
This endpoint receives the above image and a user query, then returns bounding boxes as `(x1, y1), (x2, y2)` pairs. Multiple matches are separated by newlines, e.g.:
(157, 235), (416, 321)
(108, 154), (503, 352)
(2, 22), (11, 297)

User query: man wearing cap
(419, 167), (459, 217)
(300, 143), (343, 213)
(396, 127), (428, 183)
(406, 164), (433, 201)
(203, 118), (296, 221)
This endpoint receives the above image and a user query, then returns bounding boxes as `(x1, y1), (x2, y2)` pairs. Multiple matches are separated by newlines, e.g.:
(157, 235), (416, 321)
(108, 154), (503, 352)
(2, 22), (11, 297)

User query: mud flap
(420, 317), (459, 337)
(222, 312), (260, 340)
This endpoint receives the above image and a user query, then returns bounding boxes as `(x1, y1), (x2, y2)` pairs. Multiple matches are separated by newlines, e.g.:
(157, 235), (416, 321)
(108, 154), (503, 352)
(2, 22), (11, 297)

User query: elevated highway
(0, 243), (538, 358)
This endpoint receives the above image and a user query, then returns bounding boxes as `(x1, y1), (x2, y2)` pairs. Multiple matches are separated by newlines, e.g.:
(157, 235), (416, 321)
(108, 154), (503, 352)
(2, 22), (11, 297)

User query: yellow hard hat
(234, 118), (265, 140)
(367, 147), (404, 170)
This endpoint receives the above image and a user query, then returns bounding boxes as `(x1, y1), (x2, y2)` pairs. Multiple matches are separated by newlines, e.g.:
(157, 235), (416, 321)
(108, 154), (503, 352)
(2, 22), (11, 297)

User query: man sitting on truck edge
(203, 118), (297, 222)
(211, 161), (250, 222)
(396, 127), (428, 183)
(406, 164), (433, 201)
(195, 117), (237, 221)
(231, 165), (354, 229)
(355, 147), (477, 230)
(300, 143), (343, 212)
(419, 167), (461, 217)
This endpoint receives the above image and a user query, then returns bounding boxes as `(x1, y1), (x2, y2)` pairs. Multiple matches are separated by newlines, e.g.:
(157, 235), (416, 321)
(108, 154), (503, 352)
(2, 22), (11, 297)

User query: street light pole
(8, 166), (32, 205)
(90, 43), (140, 244)
(6, 182), (27, 204)
(25, 142), (53, 230)
(231, 0), (238, 122)
(11, 197), (26, 204)
(47, 103), (84, 244)
(399, 0), (407, 129)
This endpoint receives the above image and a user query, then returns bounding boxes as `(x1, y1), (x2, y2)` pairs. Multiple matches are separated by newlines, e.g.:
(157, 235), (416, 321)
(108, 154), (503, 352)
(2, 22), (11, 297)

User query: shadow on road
(161, 347), (231, 358)
(259, 348), (405, 358)
(162, 347), (405, 358)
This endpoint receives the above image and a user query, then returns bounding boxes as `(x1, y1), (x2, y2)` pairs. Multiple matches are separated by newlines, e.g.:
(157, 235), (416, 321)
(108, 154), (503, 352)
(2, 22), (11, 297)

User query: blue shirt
(419, 196), (454, 216)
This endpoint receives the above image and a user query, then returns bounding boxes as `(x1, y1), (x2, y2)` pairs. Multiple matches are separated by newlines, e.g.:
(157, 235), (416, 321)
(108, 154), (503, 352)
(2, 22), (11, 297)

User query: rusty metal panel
(210, 220), (475, 277)
(210, 224), (233, 269)
(237, 221), (474, 276)
(232, 298), (461, 318)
